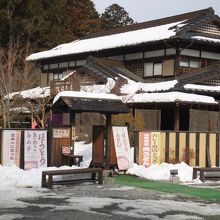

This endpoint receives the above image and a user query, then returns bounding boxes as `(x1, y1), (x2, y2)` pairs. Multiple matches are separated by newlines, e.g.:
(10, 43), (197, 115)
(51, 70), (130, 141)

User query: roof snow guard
(52, 91), (129, 114)
(27, 8), (220, 61)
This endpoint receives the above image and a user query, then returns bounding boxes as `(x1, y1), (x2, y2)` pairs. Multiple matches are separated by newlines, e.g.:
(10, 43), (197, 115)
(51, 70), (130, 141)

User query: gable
(190, 22), (220, 38)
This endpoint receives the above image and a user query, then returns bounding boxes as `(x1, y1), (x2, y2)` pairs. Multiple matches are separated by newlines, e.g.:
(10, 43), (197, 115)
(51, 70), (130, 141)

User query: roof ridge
(84, 8), (215, 39)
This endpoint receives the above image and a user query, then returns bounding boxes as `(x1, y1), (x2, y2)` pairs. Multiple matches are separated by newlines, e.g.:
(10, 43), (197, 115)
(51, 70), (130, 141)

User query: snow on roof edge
(53, 91), (121, 105)
(123, 91), (218, 104)
(26, 21), (183, 61)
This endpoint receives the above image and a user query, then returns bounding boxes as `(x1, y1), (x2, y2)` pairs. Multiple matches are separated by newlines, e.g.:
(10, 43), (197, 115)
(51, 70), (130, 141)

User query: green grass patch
(115, 175), (220, 201)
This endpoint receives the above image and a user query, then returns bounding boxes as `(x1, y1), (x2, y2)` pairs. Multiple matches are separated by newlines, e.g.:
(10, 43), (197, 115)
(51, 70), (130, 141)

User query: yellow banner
(151, 132), (160, 164)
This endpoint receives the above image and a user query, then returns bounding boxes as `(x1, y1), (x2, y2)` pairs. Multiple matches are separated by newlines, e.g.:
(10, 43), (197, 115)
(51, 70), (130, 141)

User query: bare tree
(25, 88), (52, 129)
(0, 41), (40, 128)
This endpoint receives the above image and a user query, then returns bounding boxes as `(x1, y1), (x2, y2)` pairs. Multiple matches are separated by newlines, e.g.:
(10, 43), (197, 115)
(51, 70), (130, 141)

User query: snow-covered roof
(192, 36), (220, 44)
(123, 91), (218, 104)
(8, 87), (50, 100)
(184, 84), (220, 93)
(53, 90), (121, 104)
(121, 80), (177, 94)
(10, 107), (30, 114)
(27, 21), (181, 61)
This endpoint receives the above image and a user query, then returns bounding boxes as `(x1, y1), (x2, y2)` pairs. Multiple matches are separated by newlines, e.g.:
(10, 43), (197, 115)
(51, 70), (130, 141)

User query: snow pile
(0, 141), (197, 189)
(74, 141), (92, 167)
(126, 161), (193, 182)
(0, 165), (44, 188)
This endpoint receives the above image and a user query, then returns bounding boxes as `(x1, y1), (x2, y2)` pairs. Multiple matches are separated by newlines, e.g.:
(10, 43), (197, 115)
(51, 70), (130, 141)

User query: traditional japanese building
(27, 7), (220, 132)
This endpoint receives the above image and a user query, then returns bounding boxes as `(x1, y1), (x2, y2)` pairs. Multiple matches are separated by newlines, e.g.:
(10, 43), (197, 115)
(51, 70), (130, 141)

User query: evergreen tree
(101, 3), (134, 30)
(0, 0), (100, 50)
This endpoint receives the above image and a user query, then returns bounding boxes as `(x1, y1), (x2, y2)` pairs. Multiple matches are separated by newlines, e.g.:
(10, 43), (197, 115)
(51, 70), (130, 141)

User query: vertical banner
(24, 130), (47, 170)
(139, 132), (151, 167)
(139, 131), (160, 167)
(1, 130), (21, 167)
(151, 132), (160, 164)
(112, 126), (133, 170)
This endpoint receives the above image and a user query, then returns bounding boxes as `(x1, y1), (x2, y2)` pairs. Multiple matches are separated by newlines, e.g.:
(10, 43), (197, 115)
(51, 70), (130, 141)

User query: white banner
(24, 130), (47, 170)
(112, 126), (133, 170)
(1, 130), (21, 167)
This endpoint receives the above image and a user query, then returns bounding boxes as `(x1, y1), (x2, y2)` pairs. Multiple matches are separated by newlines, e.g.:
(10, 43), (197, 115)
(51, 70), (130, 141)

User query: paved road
(1, 181), (220, 220)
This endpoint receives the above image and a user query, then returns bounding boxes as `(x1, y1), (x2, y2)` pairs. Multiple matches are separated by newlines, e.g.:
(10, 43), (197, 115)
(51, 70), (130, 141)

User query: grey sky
(92, 0), (220, 22)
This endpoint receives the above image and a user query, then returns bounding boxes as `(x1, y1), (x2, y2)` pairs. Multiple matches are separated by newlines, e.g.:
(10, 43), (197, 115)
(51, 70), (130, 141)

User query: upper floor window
(180, 58), (200, 68)
(53, 73), (63, 80)
(144, 62), (162, 77)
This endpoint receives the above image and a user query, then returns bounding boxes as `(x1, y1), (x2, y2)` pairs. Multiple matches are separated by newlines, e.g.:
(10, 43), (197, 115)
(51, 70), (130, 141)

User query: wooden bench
(41, 168), (103, 189)
(193, 167), (220, 182)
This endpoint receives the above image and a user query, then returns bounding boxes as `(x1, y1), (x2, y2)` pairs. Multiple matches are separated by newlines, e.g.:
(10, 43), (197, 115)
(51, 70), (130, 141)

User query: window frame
(144, 62), (163, 77)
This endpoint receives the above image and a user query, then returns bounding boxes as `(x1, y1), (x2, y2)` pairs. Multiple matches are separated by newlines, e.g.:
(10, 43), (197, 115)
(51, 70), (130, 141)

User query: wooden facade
(29, 9), (220, 135)
(135, 131), (220, 167)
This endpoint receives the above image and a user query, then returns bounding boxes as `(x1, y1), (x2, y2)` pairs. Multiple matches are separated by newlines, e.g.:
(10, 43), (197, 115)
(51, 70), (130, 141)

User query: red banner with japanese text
(139, 132), (160, 167)
(1, 130), (21, 167)
(24, 130), (47, 170)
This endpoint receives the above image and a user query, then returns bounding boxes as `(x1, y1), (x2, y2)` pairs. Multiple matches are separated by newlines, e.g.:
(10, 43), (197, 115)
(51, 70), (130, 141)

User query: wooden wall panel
(189, 133), (196, 166)
(50, 127), (71, 167)
(160, 132), (166, 163)
(51, 138), (70, 167)
(199, 133), (206, 167)
(169, 132), (176, 162)
(179, 133), (186, 162)
(92, 126), (105, 166)
(209, 133), (216, 166)
(108, 128), (117, 166)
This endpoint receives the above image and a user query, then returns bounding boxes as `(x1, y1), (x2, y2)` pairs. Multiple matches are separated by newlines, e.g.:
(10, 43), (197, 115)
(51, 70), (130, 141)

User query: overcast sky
(92, 0), (220, 22)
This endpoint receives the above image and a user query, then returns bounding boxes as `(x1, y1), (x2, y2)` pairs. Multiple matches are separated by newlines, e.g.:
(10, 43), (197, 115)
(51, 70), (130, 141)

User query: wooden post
(105, 114), (112, 168)
(70, 110), (75, 151)
(174, 103), (180, 131)
(48, 105), (53, 166)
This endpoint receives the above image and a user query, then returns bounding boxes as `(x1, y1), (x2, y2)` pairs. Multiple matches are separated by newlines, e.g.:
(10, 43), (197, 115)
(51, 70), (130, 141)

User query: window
(144, 62), (162, 77)
(53, 73), (63, 80)
(180, 58), (200, 68)
(59, 62), (68, 68)
(154, 63), (162, 76)
(180, 60), (189, 67)
(49, 63), (58, 69)
(43, 64), (49, 70)
(190, 60), (200, 68)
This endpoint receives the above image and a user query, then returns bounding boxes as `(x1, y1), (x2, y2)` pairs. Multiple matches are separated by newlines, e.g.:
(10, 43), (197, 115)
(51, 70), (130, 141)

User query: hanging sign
(139, 131), (160, 167)
(112, 126), (133, 170)
(53, 128), (70, 138)
(1, 130), (21, 167)
(24, 130), (47, 170)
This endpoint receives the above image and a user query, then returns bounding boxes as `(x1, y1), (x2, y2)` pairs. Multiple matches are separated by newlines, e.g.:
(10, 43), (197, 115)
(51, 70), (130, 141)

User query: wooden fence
(134, 131), (220, 167)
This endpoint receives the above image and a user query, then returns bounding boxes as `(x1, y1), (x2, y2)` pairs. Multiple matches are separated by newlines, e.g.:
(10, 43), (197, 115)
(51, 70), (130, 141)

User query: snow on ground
(74, 141), (92, 167)
(0, 141), (199, 189)
(126, 162), (193, 182)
